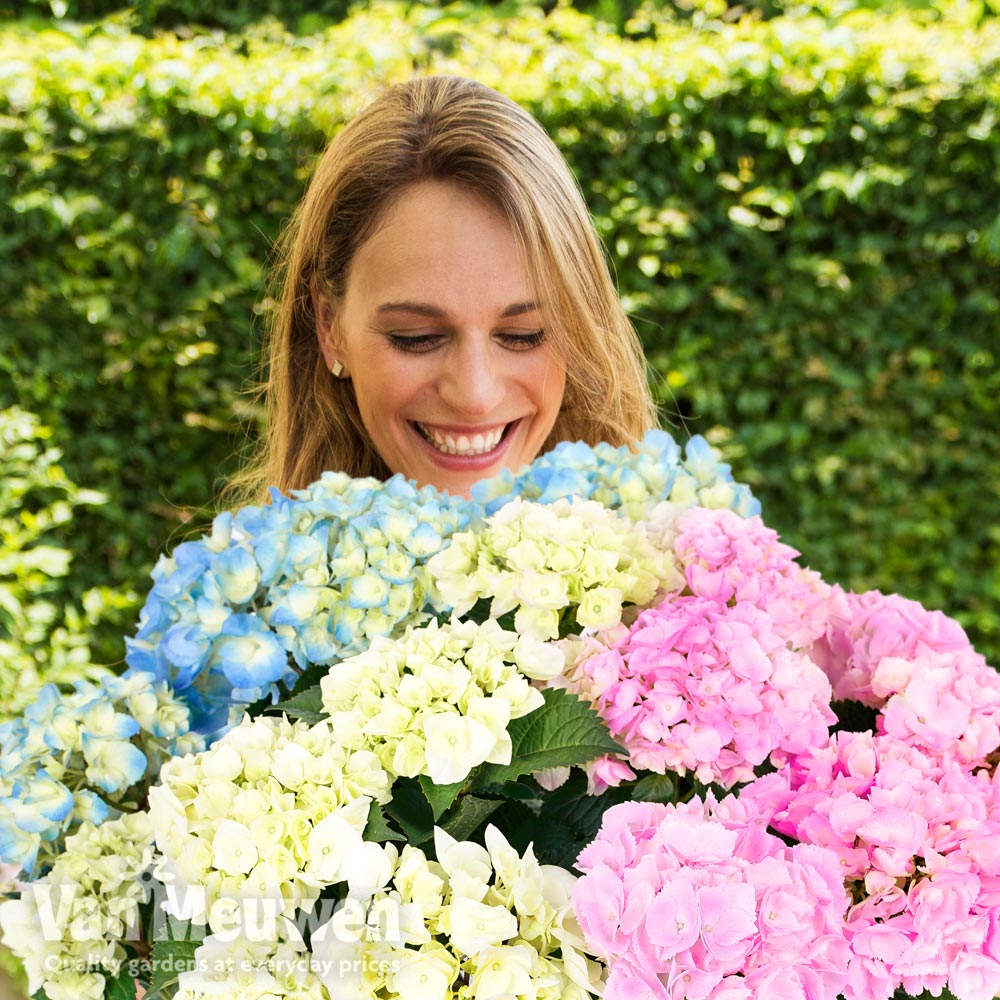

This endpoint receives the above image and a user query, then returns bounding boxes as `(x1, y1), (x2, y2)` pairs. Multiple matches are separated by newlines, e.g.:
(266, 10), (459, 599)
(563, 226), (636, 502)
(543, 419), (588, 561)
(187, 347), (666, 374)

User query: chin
(428, 473), (480, 500)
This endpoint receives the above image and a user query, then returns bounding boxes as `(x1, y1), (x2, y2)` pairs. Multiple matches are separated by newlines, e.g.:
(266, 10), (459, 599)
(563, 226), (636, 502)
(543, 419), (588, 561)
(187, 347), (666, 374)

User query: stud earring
(330, 361), (344, 378)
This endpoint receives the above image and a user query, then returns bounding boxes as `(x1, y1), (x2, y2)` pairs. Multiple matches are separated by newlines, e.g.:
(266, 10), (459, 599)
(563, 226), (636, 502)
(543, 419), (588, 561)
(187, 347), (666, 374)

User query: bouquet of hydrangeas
(2, 429), (998, 1000)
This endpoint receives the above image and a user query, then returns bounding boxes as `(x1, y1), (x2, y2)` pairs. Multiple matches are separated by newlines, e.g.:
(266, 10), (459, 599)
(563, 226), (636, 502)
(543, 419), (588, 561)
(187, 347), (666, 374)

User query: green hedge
(3, 0), (358, 33)
(1, 1), (998, 673)
(0, 407), (129, 718)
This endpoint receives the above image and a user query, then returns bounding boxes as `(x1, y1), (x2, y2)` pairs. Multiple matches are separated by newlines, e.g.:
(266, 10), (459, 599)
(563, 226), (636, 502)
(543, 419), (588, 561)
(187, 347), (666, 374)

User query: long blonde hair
(230, 76), (658, 504)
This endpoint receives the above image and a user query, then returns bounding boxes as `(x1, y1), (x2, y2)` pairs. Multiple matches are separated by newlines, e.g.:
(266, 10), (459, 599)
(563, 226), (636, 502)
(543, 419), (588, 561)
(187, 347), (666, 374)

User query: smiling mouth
(414, 422), (511, 456)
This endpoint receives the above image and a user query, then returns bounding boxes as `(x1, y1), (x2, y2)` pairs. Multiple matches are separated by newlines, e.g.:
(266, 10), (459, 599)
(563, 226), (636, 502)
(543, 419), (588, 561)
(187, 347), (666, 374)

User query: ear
(311, 279), (349, 377)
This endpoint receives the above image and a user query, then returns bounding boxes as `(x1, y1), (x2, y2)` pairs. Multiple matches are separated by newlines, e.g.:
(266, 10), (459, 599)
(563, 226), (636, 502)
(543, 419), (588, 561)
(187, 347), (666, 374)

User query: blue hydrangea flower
(9, 770), (74, 833)
(0, 672), (202, 878)
(214, 613), (290, 689)
(472, 428), (760, 521)
(80, 734), (149, 794)
(125, 474), (481, 736)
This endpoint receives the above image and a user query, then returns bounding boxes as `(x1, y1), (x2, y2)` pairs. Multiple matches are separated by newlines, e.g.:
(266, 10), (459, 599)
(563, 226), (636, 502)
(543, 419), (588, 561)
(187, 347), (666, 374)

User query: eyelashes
(386, 334), (442, 354)
(386, 331), (546, 354)
(497, 331), (546, 351)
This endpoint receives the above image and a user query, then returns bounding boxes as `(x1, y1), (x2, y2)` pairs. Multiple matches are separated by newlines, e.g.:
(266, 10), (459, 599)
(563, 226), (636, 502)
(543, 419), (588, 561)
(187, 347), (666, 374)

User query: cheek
(353, 353), (411, 410)
(536, 354), (567, 414)
(351, 373), (396, 438)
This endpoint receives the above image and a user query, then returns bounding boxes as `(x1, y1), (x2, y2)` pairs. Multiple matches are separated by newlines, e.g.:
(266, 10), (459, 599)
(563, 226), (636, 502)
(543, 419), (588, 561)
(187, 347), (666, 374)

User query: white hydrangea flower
(38, 969), (107, 1000)
(427, 497), (678, 641)
(576, 585), (626, 630)
(423, 713), (504, 785)
(149, 715), (391, 933)
(388, 944), (458, 1000)
(211, 819), (259, 876)
(320, 618), (561, 788)
(311, 826), (603, 1000)
(433, 829), (492, 902)
(0, 811), (154, 1000)
(444, 896), (519, 954)
(469, 942), (537, 997)
(392, 845), (447, 917)
(642, 500), (691, 554)
(514, 605), (562, 642)
(174, 926), (331, 1000)
(303, 797), (369, 885)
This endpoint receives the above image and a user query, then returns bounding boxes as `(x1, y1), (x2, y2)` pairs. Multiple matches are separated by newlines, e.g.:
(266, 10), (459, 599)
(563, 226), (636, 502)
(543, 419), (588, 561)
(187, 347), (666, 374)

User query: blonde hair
(230, 75), (658, 504)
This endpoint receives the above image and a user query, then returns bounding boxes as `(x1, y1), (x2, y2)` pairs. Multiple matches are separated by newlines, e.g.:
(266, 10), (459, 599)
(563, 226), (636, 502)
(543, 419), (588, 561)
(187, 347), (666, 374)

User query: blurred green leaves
(0, 408), (129, 719)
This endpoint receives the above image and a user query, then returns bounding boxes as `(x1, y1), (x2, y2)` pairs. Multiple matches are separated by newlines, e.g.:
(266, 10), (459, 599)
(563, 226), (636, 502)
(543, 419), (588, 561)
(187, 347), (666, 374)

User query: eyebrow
(375, 300), (540, 318)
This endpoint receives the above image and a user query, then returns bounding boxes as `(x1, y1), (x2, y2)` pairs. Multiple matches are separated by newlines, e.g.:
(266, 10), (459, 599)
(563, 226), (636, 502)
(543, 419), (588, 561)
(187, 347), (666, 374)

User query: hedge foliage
(4, 0), (356, 33)
(0, 408), (124, 719)
(1, 0), (998, 678)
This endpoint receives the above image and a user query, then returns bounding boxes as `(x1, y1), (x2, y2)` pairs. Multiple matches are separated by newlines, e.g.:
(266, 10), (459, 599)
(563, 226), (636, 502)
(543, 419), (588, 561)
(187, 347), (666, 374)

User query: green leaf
(152, 913), (203, 943)
(631, 773), (677, 804)
(290, 661), (339, 695)
(476, 779), (542, 803)
(893, 989), (958, 1000)
(268, 684), (327, 723)
(529, 770), (633, 870)
(471, 688), (622, 789)
(383, 777), (434, 847)
(418, 774), (466, 821)
(105, 972), (137, 1000)
(438, 794), (503, 844)
(149, 938), (201, 995)
(363, 800), (405, 843)
(462, 597), (493, 625)
(831, 699), (878, 734)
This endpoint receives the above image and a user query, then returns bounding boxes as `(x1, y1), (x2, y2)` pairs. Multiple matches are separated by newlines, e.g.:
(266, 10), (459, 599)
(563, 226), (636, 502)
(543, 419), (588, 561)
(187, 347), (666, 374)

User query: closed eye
(386, 333), (444, 354)
(387, 330), (546, 354)
(496, 330), (545, 350)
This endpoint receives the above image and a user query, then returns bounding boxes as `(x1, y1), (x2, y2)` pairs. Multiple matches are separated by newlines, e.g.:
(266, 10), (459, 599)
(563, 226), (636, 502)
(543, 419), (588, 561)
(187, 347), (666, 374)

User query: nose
(437, 337), (506, 416)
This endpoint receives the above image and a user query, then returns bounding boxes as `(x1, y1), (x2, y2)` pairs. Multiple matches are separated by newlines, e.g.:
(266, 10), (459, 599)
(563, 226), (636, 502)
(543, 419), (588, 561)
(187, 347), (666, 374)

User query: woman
(234, 75), (658, 501)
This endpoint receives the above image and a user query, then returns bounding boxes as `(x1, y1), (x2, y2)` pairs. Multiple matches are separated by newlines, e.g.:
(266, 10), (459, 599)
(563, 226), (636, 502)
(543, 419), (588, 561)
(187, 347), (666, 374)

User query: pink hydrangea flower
(574, 795), (851, 1000)
(805, 589), (1000, 766)
(874, 652), (1000, 766)
(741, 731), (1000, 1000)
(807, 589), (985, 704)
(571, 595), (835, 788)
(671, 508), (847, 650)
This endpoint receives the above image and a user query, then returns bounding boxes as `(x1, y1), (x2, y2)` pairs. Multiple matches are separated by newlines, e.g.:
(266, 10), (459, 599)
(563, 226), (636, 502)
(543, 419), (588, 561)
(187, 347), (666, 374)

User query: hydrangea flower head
(428, 497), (681, 641)
(0, 810), (155, 1000)
(148, 713), (391, 933)
(742, 731), (1000, 1000)
(310, 825), (604, 1000)
(808, 589), (985, 705)
(573, 794), (850, 1000)
(663, 506), (848, 649)
(125, 474), (480, 735)
(871, 650), (1000, 767)
(0, 672), (202, 877)
(570, 594), (835, 789)
(320, 617), (564, 785)
(473, 429), (760, 522)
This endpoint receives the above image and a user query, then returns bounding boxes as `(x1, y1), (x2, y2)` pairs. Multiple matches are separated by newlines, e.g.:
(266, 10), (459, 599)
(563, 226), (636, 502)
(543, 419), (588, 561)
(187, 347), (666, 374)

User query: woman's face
(318, 179), (566, 498)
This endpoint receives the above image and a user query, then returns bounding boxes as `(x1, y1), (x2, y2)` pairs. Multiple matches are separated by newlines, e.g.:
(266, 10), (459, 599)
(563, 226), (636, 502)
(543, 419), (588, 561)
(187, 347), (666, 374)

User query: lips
(415, 422), (508, 457)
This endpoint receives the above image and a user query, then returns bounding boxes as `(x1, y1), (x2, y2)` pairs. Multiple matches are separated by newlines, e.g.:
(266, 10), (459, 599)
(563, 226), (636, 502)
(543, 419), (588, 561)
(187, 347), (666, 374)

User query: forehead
(344, 180), (536, 311)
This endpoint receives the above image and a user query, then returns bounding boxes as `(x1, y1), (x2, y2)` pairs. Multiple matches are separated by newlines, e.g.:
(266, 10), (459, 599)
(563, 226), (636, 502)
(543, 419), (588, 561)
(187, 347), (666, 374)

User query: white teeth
(418, 423), (506, 456)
